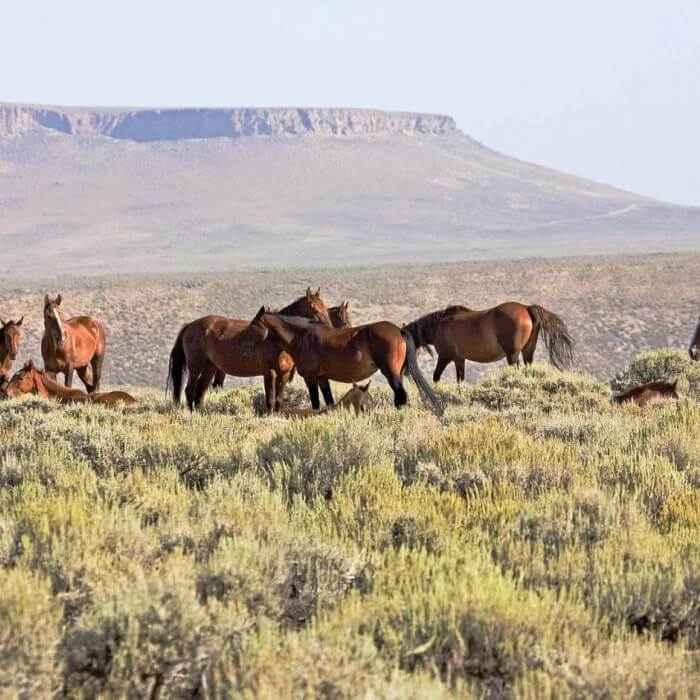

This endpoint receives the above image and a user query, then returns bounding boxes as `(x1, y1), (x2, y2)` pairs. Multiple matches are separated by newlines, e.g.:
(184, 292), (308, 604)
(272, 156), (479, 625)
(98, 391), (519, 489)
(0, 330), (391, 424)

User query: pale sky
(2, 1), (699, 205)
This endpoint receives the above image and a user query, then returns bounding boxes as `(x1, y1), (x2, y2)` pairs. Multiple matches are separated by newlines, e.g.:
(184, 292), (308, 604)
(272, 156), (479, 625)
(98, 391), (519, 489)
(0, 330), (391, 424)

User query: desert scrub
(2, 360), (700, 696)
(612, 348), (700, 399)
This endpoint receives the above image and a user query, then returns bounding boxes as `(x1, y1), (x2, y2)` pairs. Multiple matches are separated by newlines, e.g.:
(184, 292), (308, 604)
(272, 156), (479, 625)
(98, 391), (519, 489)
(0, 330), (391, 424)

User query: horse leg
(64, 366), (74, 388)
(319, 379), (335, 407)
(90, 353), (104, 393)
(433, 353), (450, 383)
(185, 369), (201, 411)
(507, 352), (522, 367)
(275, 371), (292, 411)
(194, 364), (216, 409)
(521, 329), (538, 365)
(76, 366), (93, 393)
(264, 370), (277, 414)
(455, 359), (466, 383)
(304, 377), (321, 410)
(385, 371), (408, 408)
(212, 370), (226, 390)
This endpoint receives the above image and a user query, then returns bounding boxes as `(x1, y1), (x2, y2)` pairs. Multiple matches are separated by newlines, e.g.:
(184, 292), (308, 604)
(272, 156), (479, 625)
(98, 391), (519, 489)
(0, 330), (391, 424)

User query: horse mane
(402, 305), (471, 349)
(273, 314), (328, 328)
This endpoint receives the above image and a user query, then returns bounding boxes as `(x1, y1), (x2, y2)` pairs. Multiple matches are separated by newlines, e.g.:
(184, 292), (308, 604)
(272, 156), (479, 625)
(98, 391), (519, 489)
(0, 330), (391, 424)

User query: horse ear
(315, 287), (321, 297)
(23, 359), (33, 370)
(343, 300), (349, 310)
(44, 294), (50, 307)
(16, 316), (23, 327)
(305, 286), (312, 298)
(362, 381), (372, 391)
(56, 294), (62, 306)
(0, 318), (4, 327)
(253, 305), (266, 320)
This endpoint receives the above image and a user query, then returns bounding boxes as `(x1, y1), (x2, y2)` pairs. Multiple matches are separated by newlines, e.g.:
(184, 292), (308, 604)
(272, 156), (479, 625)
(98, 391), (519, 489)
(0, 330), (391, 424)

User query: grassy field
(2, 350), (700, 697)
(0, 252), (698, 388)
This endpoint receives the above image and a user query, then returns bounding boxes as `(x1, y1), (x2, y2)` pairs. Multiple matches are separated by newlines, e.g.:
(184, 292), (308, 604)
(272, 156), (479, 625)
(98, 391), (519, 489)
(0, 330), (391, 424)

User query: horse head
(349, 380), (374, 414)
(4, 359), (37, 398)
(44, 294), (66, 346)
(330, 301), (352, 329)
(0, 317), (23, 360)
(303, 287), (332, 325)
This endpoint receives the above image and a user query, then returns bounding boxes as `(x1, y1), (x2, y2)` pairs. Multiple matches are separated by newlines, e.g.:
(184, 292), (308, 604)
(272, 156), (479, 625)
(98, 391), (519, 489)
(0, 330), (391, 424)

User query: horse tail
(401, 329), (442, 414)
(527, 305), (574, 370)
(402, 319), (435, 359)
(167, 324), (189, 404)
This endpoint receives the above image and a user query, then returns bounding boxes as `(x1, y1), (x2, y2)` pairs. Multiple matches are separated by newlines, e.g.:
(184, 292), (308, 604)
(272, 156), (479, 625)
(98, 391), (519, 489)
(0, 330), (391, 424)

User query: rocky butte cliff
(0, 104), (458, 141)
(0, 102), (698, 277)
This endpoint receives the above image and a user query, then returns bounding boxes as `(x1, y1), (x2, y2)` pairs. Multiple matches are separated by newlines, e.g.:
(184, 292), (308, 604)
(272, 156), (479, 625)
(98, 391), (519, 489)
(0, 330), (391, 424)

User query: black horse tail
(401, 329), (442, 414)
(527, 305), (574, 370)
(167, 324), (189, 404)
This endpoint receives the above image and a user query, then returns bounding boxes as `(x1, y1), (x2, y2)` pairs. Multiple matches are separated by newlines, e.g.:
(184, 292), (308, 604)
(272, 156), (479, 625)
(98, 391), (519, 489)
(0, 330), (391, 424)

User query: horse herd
(1, 290), (699, 412)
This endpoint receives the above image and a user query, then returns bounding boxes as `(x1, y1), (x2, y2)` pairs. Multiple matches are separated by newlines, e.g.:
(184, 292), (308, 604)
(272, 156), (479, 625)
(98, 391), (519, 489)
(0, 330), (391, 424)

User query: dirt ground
(1, 252), (697, 389)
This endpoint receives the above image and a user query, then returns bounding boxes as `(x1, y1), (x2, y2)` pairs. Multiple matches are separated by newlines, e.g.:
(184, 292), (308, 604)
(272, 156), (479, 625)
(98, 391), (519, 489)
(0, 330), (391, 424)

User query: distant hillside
(0, 103), (698, 277)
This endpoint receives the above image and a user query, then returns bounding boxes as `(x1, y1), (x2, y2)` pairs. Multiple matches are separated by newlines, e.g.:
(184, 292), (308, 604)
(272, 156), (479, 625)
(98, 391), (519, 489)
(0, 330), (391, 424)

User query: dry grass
(2, 356), (700, 697)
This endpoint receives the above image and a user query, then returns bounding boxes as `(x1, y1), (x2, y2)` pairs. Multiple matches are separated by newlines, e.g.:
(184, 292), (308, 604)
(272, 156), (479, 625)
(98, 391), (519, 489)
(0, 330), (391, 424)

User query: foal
(613, 380), (680, 407)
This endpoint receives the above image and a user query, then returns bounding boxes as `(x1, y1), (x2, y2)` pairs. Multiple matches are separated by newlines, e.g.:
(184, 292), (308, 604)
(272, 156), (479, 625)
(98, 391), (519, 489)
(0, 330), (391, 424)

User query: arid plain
(1, 251), (696, 389)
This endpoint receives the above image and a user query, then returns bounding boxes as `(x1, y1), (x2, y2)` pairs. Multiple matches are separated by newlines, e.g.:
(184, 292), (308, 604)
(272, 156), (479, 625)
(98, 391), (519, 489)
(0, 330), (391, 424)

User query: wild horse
(403, 302), (574, 382)
(41, 295), (107, 392)
(3, 359), (136, 406)
(210, 299), (352, 389)
(241, 310), (441, 413)
(168, 288), (346, 412)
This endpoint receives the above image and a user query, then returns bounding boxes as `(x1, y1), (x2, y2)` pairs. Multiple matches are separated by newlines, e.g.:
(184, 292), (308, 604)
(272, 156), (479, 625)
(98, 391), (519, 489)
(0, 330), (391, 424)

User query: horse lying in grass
(403, 302), (574, 382)
(279, 381), (374, 417)
(241, 309), (441, 413)
(613, 380), (680, 407)
(2, 360), (137, 407)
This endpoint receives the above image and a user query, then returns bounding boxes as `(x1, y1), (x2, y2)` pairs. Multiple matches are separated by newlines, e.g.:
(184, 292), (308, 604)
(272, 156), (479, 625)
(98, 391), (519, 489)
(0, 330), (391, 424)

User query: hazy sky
(3, 1), (699, 205)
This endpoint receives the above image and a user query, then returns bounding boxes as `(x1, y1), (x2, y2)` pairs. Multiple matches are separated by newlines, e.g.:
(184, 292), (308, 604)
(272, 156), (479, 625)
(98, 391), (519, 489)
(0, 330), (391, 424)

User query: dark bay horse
(210, 299), (352, 390)
(0, 317), (23, 383)
(4, 359), (136, 406)
(241, 310), (441, 413)
(614, 380), (680, 407)
(403, 302), (574, 382)
(168, 288), (340, 412)
(690, 316), (700, 361)
(41, 295), (107, 392)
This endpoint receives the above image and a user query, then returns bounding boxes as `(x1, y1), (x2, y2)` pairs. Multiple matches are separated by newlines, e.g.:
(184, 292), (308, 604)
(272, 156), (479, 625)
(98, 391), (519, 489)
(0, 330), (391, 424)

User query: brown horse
(41, 295), (107, 393)
(241, 310), (441, 412)
(4, 360), (136, 406)
(279, 381), (374, 417)
(210, 300), (353, 390)
(168, 288), (340, 412)
(0, 317), (23, 383)
(403, 302), (574, 382)
(614, 380), (680, 407)
(690, 316), (700, 361)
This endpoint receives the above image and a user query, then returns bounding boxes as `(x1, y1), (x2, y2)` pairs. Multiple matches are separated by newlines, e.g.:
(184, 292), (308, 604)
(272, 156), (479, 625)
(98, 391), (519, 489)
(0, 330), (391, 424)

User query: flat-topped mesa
(0, 104), (459, 141)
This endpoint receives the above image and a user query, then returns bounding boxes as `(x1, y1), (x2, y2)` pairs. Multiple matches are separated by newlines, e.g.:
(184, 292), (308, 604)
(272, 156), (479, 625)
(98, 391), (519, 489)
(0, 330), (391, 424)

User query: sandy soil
(1, 252), (697, 389)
